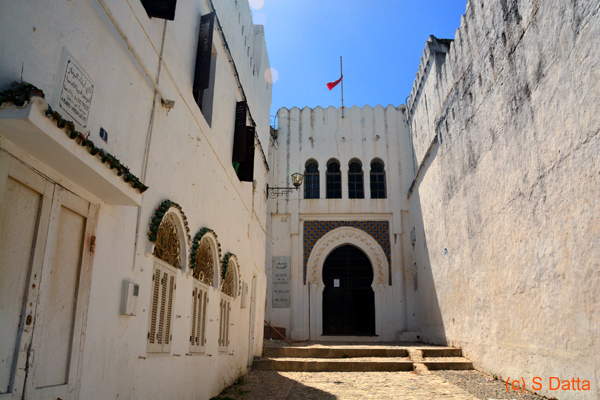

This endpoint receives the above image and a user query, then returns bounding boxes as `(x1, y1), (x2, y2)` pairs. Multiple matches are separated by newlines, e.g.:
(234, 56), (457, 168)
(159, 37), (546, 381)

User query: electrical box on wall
(120, 280), (139, 316)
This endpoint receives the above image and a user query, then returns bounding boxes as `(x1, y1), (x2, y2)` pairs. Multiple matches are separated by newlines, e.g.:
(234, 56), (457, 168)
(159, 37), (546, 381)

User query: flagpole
(340, 56), (344, 118)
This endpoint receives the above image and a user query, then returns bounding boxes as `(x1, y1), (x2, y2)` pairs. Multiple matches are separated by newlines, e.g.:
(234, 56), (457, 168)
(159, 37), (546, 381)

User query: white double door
(0, 151), (97, 400)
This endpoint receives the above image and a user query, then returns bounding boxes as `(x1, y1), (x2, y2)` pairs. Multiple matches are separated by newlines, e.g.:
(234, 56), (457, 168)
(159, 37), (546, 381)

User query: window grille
(326, 160), (342, 199)
(370, 160), (387, 199)
(304, 161), (319, 199)
(193, 236), (215, 286)
(348, 160), (364, 199)
(152, 213), (181, 269)
(222, 261), (236, 298)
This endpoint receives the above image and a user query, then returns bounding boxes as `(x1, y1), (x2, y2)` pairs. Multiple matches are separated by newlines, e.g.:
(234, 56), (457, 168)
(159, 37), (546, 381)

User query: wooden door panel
(0, 153), (54, 399)
(34, 202), (86, 388)
(0, 177), (42, 394)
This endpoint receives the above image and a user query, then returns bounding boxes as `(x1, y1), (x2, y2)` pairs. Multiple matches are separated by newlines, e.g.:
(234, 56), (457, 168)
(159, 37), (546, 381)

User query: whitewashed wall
(407, 0), (600, 398)
(0, 0), (271, 399)
(266, 105), (415, 341)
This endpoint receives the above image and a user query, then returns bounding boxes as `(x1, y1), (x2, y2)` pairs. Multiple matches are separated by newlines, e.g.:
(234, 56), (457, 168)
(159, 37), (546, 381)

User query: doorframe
(321, 245), (376, 336)
(305, 226), (388, 341)
(0, 150), (98, 400)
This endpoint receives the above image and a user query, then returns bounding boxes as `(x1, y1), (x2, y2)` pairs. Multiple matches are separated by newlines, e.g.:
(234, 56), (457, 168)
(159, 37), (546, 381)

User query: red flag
(326, 75), (343, 90)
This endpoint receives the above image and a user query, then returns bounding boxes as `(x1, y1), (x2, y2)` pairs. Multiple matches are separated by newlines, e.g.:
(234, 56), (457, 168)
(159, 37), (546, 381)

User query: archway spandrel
(306, 227), (388, 286)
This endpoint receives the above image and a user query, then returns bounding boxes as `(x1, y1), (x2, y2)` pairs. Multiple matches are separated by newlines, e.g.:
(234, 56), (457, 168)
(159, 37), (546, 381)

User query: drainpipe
(130, 19), (169, 270)
(96, 0), (174, 108)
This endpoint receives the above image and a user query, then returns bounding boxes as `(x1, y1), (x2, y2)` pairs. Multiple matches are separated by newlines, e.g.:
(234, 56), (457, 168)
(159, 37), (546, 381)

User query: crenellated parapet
(406, 36), (452, 123)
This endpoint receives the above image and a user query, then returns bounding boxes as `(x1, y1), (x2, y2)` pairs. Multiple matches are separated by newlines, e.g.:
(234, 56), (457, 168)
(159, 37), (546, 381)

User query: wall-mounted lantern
(266, 173), (304, 198)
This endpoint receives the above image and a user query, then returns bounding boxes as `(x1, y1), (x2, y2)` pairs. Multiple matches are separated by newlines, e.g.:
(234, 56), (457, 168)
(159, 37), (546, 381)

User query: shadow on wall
(408, 143), (447, 345)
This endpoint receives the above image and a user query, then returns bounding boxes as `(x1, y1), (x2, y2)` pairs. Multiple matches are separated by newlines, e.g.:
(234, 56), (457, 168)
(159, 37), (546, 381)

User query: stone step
(253, 358), (414, 372)
(262, 346), (463, 359)
(263, 346), (409, 358)
(253, 357), (473, 372)
(256, 345), (473, 372)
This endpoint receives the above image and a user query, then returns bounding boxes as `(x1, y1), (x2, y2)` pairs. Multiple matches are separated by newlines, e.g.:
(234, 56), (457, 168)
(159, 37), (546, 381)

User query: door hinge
(90, 235), (96, 253)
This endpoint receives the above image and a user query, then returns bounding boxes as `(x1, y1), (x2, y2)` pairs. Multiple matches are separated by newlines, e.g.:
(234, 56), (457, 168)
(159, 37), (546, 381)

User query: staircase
(253, 343), (473, 373)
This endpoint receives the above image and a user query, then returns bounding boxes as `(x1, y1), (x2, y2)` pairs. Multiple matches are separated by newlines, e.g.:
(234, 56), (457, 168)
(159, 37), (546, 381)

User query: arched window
(149, 207), (187, 353)
(190, 229), (220, 353)
(153, 212), (181, 269)
(326, 159), (342, 199)
(370, 160), (387, 199)
(221, 256), (238, 298)
(348, 159), (364, 199)
(304, 160), (320, 199)
(192, 234), (218, 287)
(219, 253), (239, 351)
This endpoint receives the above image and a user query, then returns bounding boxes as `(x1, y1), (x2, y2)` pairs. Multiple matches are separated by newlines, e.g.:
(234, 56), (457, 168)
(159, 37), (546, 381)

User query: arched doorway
(322, 245), (375, 335)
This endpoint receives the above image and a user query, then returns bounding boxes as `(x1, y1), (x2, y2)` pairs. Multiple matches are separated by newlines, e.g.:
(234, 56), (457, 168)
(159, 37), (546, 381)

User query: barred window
(326, 159), (342, 199)
(348, 159), (364, 199)
(304, 160), (320, 199)
(370, 160), (387, 199)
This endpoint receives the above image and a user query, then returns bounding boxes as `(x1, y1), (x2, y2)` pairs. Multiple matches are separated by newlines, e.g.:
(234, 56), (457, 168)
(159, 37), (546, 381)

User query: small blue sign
(99, 127), (108, 142)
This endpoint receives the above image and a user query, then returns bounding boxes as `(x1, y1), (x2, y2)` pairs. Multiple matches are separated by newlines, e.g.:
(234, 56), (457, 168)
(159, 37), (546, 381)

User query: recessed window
(232, 101), (255, 182)
(348, 159), (364, 199)
(304, 160), (320, 199)
(370, 160), (387, 199)
(193, 13), (217, 126)
(326, 159), (342, 199)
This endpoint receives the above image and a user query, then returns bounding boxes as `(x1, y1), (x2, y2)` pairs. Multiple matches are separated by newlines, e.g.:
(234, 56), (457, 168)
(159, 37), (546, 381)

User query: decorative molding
(0, 82), (148, 193)
(306, 226), (388, 286)
(303, 220), (391, 284)
(148, 200), (191, 245)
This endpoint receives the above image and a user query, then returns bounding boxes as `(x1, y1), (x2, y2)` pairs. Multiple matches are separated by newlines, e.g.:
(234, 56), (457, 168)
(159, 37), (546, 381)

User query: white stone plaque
(272, 256), (291, 308)
(59, 58), (94, 127)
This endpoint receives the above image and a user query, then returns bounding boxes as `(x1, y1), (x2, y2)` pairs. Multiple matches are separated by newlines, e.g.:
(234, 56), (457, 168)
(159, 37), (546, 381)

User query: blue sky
(249, 0), (468, 121)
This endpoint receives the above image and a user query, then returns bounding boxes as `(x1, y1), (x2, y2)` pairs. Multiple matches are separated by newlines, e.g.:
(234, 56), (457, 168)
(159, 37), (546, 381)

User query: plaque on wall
(59, 57), (94, 127)
(272, 256), (291, 308)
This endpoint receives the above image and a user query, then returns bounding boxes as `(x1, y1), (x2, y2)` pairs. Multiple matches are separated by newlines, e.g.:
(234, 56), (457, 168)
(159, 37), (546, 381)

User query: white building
(266, 105), (419, 342)
(0, 0), (271, 399)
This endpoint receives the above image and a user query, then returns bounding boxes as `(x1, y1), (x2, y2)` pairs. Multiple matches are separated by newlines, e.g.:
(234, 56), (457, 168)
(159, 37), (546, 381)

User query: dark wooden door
(322, 245), (375, 335)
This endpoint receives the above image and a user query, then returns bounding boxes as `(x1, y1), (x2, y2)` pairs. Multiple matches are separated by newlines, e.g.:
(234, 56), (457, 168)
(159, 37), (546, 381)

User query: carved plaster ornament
(307, 226), (387, 286)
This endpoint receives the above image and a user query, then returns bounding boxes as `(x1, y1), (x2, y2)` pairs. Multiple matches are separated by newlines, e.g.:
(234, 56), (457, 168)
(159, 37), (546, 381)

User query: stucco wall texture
(407, 1), (599, 399)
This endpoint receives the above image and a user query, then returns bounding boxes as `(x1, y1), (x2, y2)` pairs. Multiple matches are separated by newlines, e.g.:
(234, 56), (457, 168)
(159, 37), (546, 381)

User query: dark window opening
(370, 161), (386, 199)
(193, 13), (216, 126)
(304, 161), (320, 199)
(348, 160), (364, 199)
(326, 160), (341, 199)
(232, 101), (255, 182)
(141, 0), (177, 20)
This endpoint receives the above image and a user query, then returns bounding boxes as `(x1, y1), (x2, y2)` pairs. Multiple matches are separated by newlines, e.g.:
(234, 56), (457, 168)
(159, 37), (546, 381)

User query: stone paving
(213, 370), (479, 400)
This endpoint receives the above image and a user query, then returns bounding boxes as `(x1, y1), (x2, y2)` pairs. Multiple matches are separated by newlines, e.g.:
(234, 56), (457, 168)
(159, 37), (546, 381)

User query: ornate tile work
(303, 220), (391, 285)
